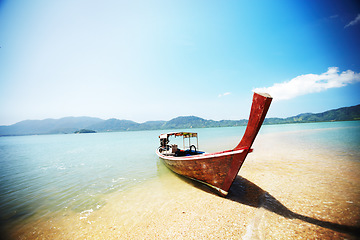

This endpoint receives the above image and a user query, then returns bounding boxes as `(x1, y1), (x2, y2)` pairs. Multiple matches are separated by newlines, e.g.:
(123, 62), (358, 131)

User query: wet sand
(8, 132), (360, 239)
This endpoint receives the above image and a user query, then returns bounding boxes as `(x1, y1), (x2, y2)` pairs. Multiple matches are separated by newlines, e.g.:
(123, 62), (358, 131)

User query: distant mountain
(0, 117), (103, 136)
(0, 104), (359, 136)
(298, 104), (360, 122)
(138, 120), (167, 130)
(88, 119), (140, 132)
(162, 116), (248, 129)
(164, 116), (208, 129)
(264, 104), (360, 124)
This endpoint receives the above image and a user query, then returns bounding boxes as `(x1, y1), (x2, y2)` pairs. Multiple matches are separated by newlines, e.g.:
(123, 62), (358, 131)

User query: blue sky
(0, 0), (359, 125)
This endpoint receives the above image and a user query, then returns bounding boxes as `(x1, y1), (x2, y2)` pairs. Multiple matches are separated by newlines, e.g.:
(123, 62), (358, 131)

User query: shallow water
(1, 121), (359, 238)
(0, 130), (162, 228)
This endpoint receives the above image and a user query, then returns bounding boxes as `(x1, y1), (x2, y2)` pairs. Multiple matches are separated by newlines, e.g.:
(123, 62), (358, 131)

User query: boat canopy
(159, 132), (199, 150)
(159, 132), (198, 139)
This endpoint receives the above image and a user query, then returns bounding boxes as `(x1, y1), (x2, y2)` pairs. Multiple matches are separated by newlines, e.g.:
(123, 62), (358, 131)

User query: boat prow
(156, 92), (272, 196)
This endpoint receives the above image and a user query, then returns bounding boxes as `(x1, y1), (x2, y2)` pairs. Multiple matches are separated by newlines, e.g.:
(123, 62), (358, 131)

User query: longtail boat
(156, 92), (272, 196)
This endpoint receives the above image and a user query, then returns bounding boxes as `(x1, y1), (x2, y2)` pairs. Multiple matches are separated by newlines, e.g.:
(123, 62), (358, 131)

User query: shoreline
(1, 119), (360, 138)
(7, 130), (360, 239)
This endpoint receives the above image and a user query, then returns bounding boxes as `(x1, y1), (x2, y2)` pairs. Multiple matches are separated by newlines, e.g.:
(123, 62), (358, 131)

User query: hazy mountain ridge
(1, 104), (359, 136)
(0, 117), (103, 136)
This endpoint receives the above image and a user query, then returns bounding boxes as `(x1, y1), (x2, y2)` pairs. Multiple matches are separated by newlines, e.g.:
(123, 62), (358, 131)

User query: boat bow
(157, 92), (272, 196)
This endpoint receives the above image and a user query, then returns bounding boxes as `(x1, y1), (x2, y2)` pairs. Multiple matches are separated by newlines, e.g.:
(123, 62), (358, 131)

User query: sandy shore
(8, 132), (360, 239)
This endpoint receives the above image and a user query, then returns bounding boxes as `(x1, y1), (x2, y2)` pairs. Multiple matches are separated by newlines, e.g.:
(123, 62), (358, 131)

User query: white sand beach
(10, 132), (360, 239)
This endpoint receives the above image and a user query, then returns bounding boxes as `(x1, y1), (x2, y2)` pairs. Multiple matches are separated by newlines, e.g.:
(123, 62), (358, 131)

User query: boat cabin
(158, 132), (205, 157)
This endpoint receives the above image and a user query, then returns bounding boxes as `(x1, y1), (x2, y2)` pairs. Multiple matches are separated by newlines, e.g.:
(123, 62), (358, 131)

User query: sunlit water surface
(0, 121), (359, 230)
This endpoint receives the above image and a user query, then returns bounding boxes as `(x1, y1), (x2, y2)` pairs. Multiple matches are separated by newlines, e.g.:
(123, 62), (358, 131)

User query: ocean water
(0, 130), (162, 228)
(0, 121), (359, 232)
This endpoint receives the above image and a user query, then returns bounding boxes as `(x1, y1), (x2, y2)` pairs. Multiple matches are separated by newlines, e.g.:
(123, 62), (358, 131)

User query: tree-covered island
(74, 129), (96, 134)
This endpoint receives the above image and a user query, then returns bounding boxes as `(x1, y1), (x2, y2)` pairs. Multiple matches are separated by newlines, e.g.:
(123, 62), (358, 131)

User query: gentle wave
(0, 121), (359, 228)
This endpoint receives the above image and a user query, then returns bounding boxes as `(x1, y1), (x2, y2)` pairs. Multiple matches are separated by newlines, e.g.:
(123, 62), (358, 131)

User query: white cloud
(345, 13), (360, 28)
(218, 92), (231, 97)
(253, 67), (360, 101)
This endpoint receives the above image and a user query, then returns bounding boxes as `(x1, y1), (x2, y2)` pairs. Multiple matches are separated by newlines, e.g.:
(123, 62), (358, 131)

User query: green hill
(0, 104), (359, 136)
(88, 119), (140, 132)
(0, 117), (103, 136)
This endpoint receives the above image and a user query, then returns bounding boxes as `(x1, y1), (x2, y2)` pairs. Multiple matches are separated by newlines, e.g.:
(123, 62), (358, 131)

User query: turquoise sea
(1, 121), (359, 234)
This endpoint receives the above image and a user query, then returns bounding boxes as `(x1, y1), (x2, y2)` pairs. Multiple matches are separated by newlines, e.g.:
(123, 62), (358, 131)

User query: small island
(74, 129), (96, 134)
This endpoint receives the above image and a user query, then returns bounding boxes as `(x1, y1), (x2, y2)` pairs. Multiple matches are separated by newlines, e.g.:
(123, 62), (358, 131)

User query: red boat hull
(156, 92), (272, 196)
(156, 148), (250, 196)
